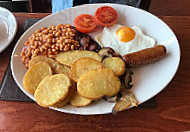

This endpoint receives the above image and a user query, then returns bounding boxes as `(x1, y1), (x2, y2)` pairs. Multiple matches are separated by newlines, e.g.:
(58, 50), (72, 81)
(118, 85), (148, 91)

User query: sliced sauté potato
(77, 68), (121, 100)
(23, 62), (52, 94)
(29, 55), (70, 76)
(113, 89), (138, 113)
(102, 57), (126, 76)
(70, 91), (92, 107)
(70, 58), (104, 82)
(55, 50), (102, 67)
(53, 80), (76, 108)
(34, 74), (71, 107)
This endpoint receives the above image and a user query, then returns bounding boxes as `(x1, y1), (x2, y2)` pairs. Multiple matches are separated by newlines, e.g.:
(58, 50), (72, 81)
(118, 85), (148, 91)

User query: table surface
(0, 13), (190, 131)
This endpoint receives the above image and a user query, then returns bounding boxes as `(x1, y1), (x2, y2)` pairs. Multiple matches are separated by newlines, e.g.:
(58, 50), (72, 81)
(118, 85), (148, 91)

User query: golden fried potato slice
(34, 74), (71, 107)
(53, 80), (76, 108)
(70, 58), (104, 82)
(23, 62), (52, 94)
(113, 89), (138, 113)
(70, 91), (92, 107)
(29, 56), (70, 76)
(55, 50), (102, 67)
(102, 57), (126, 76)
(77, 69), (121, 100)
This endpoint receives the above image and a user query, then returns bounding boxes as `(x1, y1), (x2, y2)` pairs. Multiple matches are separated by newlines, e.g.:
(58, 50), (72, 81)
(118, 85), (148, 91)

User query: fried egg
(95, 24), (156, 56)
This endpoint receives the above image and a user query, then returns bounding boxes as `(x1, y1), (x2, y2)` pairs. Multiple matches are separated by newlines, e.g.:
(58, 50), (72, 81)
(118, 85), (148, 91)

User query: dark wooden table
(0, 13), (190, 131)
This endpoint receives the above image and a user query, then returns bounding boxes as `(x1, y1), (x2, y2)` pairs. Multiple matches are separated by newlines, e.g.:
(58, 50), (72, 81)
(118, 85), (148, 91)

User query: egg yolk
(116, 27), (136, 42)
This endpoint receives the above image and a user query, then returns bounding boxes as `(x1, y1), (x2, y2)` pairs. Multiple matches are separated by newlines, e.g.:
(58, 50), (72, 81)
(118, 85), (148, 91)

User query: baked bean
(39, 33), (43, 37)
(58, 24), (64, 27)
(67, 43), (71, 47)
(71, 45), (75, 50)
(34, 41), (38, 46)
(52, 31), (56, 35)
(40, 47), (44, 52)
(52, 48), (56, 52)
(55, 46), (59, 50)
(34, 45), (38, 49)
(22, 56), (26, 62)
(31, 49), (34, 54)
(20, 24), (80, 67)
(70, 33), (75, 36)
(64, 45), (70, 51)
(45, 42), (51, 47)
(48, 55), (55, 58)
(57, 40), (62, 43)
(65, 39), (69, 43)
(42, 45), (48, 50)
(71, 29), (75, 32)
(62, 42), (66, 45)
(48, 50), (53, 55)
(32, 53), (37, 58)
(34, 49), (40, 54)
(51, 45), (55, 48)
(62, 29), (67, 32)
(65, 24), (71, 28)
(20, 51), (25, 57)
(57, 29), (62, 33)
(24, 49), (28, 55)
(25, 41), (29, 46)
(62, 32), (66, 36)
(38, 41), (42, 46)
(32, 34), (35, 38)
(42, 51), (48, 55)
(51, 25), (55, 30)
(41, 27), (45, 30)
(47, 38), (52, 43)
(39, 37), (43, 41)
(66, 32), (70, 36)
(52, 38), (56, 43)
(63, 36), (69, 39)
(55, 32), (60, 37)
(46, 34), (53, 38)
(43, 29), (48, 34)
(60, 44), (64, 48)
(36, 29), (41, 33)
(30, 39), (35, 44)
(35, 37), (39, 41)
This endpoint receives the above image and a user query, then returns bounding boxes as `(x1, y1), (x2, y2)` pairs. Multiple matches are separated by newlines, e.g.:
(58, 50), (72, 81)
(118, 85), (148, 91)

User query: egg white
(95, 24), (156, 56)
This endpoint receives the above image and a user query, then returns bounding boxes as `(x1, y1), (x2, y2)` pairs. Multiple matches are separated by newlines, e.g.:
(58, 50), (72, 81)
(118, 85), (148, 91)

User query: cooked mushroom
(103, 95), (118, 102)
(119, 70), (133, 89)
(80, 36), (90, 46)
(98, 48), (113, 59)
(124, 70), (133, 89)
(112, 89), (138, 114)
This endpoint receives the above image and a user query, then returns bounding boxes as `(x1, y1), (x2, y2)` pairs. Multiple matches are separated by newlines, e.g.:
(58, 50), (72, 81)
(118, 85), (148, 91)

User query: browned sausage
(122, 45), (166, 67)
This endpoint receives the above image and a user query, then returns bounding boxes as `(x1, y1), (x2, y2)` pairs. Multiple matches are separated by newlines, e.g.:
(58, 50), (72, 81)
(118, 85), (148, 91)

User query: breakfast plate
(0, 6), (17, 53)
(11, 3), (180, 115)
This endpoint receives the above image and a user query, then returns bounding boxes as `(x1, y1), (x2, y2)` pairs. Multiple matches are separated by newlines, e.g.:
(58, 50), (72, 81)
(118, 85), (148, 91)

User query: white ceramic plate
(11, 4), (180, 115)
(0, 6), (17, 53)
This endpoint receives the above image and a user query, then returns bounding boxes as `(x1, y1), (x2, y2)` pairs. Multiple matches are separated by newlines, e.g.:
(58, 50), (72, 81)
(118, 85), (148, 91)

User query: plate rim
(10, 3), (180, 115)
(0, 6), (17, 53)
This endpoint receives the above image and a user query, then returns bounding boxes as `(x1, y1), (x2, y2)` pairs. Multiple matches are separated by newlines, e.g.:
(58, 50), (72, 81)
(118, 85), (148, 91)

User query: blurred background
(0, 0), (189, 15)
